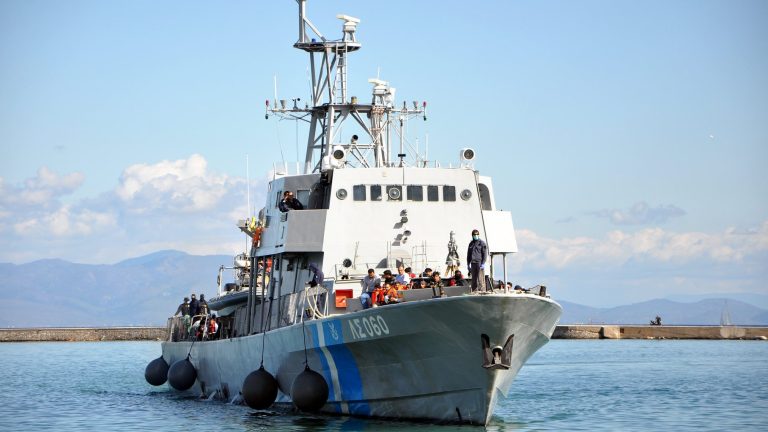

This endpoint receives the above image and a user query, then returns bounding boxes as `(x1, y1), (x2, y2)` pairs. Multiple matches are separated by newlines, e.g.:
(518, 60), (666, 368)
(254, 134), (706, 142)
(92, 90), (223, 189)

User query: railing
(302, 284), (329, 321)
(166, 314), (220, 342)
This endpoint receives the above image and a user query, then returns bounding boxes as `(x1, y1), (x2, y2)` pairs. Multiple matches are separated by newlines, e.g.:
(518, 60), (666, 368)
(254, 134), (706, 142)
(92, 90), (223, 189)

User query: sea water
(2, 340), (766, 431)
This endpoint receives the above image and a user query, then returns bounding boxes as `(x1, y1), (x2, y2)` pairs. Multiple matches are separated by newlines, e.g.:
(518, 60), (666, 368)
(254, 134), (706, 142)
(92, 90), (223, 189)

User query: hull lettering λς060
(348, 315), (389, 340)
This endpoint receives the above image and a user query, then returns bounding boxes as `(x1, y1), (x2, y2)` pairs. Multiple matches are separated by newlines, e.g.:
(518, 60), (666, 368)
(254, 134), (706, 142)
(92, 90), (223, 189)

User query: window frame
(407, 185), (423, 201)
(443, 185), (456, 202)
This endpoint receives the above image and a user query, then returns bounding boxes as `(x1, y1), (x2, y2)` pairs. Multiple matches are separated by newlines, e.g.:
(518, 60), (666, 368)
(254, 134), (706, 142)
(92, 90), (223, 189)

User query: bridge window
(297, 189), (310, 207)
(427, 185), (439, 202)
(371, 184), (382, 201)
(275, 190), (283, 207)
(343, 184), (459, 203)
(478, 183), (492, 210)
(353, 184), (366, 201)
(407, 185), (423, 201)
(443, 185), (456, 202)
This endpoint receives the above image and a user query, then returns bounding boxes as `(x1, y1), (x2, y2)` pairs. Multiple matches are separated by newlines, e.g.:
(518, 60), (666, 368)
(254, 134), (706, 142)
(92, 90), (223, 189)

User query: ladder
(333, 46), (348, 103)
(411, 241), (429, 274)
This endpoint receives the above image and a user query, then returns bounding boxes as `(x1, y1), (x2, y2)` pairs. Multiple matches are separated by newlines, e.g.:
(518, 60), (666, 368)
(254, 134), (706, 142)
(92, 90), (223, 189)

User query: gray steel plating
(162, 293), (562, 425)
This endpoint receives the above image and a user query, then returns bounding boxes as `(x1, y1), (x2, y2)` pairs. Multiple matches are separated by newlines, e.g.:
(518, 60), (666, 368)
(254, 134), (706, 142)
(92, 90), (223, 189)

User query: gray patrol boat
(150, 1), (562, 425)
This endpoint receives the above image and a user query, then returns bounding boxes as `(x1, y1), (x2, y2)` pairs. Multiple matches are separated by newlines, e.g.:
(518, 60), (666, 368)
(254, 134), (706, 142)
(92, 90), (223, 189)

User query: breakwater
(1, 325), (767, 342)
(0, 327), (167, 342)
(553, 325), (768, 340)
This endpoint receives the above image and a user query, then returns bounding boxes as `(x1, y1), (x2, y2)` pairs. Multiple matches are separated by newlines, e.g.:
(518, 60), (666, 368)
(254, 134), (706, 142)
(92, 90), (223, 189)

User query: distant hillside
(0, 251), (230, 327)
(1, 251), (767, 327)
(665, 293), (768, 310)
(559, 298), (768, 325)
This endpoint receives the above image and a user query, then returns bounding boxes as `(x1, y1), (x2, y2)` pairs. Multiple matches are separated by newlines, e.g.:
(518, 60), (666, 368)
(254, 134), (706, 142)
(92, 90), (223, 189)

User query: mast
(266, 0), (426, 174)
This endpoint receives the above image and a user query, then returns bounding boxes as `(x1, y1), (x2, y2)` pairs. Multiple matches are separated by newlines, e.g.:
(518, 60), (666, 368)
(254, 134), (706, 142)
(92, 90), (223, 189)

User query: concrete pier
(0, 327), (167, 342)
(552, 325), (768, 340)
(1, 325), (766, 342)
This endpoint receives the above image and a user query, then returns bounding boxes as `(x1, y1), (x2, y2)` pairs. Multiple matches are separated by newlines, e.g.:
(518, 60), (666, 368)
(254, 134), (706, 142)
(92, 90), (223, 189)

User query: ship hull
(161, 293), (561, 425)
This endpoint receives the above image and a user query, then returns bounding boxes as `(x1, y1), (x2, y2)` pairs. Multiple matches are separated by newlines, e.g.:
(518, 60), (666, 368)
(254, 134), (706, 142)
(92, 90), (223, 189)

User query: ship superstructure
(151, 1), (562, 425)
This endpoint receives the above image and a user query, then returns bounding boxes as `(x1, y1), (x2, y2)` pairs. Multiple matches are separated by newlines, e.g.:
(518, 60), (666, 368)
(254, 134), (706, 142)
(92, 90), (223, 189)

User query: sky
(1, 0), (766, 307)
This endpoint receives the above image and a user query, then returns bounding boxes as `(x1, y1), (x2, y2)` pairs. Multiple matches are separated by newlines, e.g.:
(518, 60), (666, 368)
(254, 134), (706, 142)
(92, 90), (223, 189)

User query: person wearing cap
(174, 297), (190, 317)
(308, 263), (324, 287)
(467, 229), (488, 292)
(198, 294), (209, 316)
(174, 297), (191, 340)
(189, 294), (200, 317)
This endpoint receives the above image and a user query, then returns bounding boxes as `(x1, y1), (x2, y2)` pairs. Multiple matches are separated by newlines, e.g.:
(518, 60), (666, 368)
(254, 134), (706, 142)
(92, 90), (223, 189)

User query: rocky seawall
(1, 325), (767, 342)
(553, 325), (768, 340)
(0, 327), (167, 342)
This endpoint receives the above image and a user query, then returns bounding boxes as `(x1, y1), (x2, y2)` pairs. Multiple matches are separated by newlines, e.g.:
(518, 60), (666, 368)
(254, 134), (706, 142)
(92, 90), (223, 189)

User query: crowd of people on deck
(358, 264), (473, 309)
(173, 293), (220, 341)
(355, 228), (529, 309)
(169, 226), (517, 324)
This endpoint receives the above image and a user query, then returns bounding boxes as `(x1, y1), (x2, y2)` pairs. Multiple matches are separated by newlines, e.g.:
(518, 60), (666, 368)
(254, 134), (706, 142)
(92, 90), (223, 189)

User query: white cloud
(0, 167), (116, 239)
(0, 155), (258, 263)
(590, 201), (686, 225)
(503, 221), (768, 307)
(13, 205), (116, 237)
(0, 167), (84, 208)
(516, 221), (768, 270)
(115, 154), (242, 214)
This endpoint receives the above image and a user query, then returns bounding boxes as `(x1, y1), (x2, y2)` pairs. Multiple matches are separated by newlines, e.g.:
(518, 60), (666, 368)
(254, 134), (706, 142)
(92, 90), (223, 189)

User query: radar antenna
(266, 0), (427, 173)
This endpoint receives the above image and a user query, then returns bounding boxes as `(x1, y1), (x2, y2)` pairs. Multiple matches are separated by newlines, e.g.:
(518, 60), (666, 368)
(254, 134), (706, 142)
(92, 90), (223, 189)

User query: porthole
(336, 188), (348, 200)
(460, 189), (472, 200)
(342, 258), (353, 268)
(387, 185), (402, 200)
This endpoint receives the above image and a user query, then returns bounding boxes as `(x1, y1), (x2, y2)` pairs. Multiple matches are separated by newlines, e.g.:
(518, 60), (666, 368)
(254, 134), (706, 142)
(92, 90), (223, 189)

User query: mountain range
(0, 250), (229, 327)
(558, 299), (768, 326)
(0, 250), (766, 327)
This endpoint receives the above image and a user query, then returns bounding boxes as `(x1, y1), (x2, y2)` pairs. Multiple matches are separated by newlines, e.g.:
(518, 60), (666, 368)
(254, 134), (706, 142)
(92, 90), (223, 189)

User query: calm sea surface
(2, 340), (766, 431)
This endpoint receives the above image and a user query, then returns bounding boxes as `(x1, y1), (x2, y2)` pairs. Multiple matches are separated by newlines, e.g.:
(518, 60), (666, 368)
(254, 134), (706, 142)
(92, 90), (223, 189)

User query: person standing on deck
(467, 229), (488, 292)
(174, 297), (190, 317)
(189, 294), (200, 317)
(174, 297), (191, 341)
(308, 263), (324, 287)
(198, 294), (209, 316)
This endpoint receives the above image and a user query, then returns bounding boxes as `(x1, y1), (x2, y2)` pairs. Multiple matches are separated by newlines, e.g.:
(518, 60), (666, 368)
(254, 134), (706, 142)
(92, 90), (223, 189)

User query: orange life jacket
(251, 226), (263, 247)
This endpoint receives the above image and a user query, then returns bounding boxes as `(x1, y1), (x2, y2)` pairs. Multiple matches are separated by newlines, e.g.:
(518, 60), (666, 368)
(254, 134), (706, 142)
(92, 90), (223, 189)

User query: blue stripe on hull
(310, 319), (370, 416)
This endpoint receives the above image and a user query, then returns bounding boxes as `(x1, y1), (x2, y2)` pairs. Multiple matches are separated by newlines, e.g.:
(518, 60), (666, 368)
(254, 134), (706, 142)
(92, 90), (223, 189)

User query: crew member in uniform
(467, 229), (488, 292)
(198, 294), (209, 316)
(174, 297), (191, 340)
(189, 294), (200, 317)
(174, 297), (190, 317)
